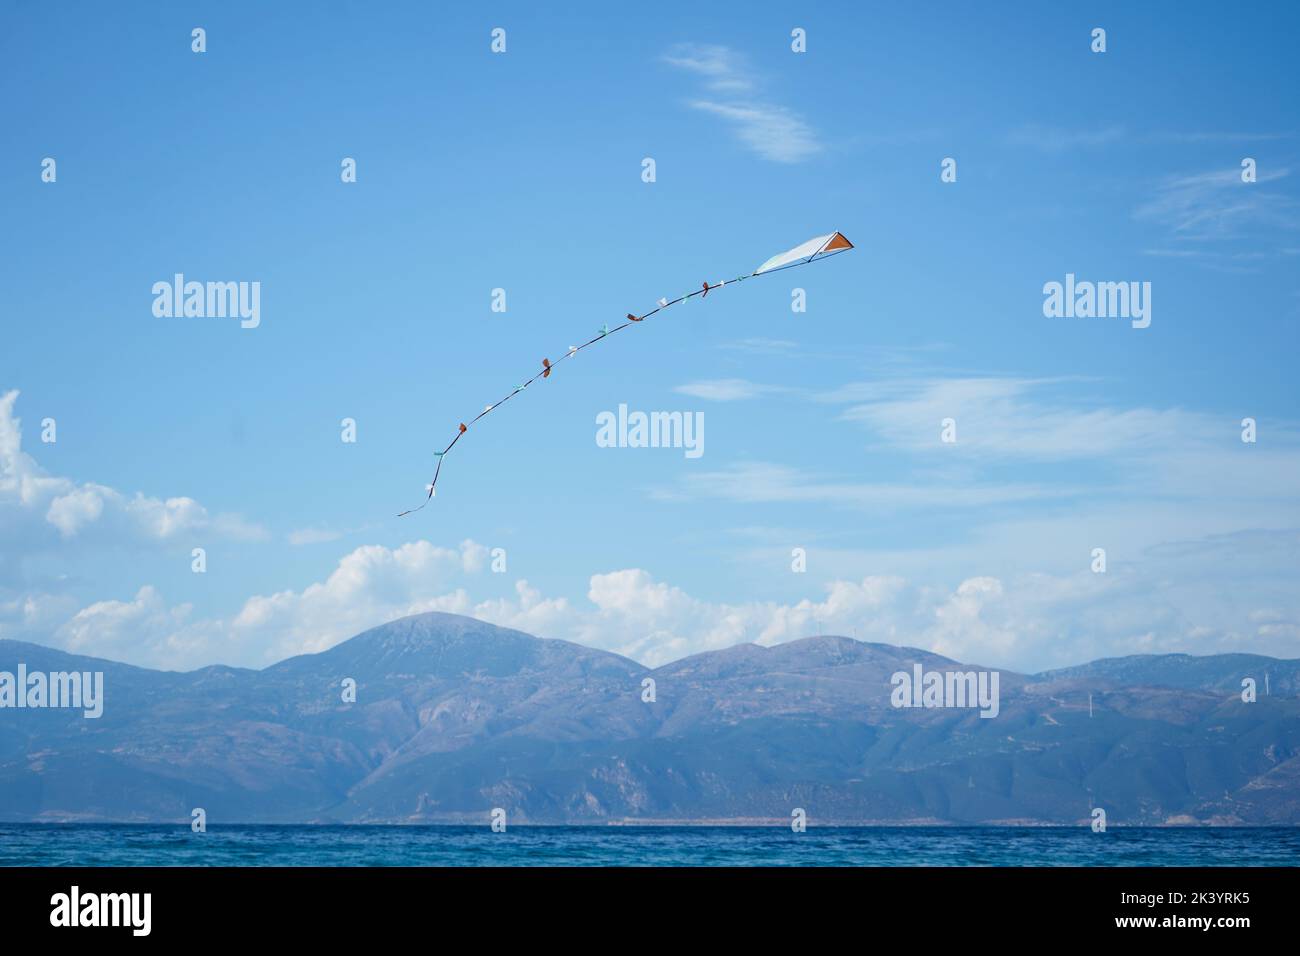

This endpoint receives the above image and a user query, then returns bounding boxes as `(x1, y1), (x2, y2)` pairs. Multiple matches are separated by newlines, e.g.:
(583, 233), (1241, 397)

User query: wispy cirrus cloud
(674, 378), (794, 402)
(828, 376), (1300, 506)
(655, 375), (1300, 512)
(1134, 166), (1299, 240)
(287, 527), (343, 546)
(658, 460), (1076, 511)
(686, 101), (821, 163)
(662, 43), (754, 93)
(1146, 130), (1293, 144)
(1005, 124), (1125, 152)
(832, 376), (1193, 460)
(832, 373), (1285, 439)
(1004, 127), (1290, 153)
(719, 337), (802, 356)
(663, 43), (822, 163)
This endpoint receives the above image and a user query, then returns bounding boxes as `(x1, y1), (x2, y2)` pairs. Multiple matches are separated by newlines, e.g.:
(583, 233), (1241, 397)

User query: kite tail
(399, 232), (852, 515)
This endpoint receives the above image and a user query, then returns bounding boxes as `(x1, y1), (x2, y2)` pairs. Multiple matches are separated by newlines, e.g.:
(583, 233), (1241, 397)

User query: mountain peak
(267, 610), (643, 682)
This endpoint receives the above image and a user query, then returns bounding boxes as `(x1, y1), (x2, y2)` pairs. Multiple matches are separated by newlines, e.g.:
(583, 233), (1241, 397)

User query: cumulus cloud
(490, 556), (1300, 670)
(0, 389), (266, 556)
(229, 539), (496, 663)
(31, 526), (1300, 674)
(0, 591), (79, 644)
(561, 568), (914, 665)
(55, 585), (210, 666)
(21, 539), (500, 669)
(8, 374), (1296, 675)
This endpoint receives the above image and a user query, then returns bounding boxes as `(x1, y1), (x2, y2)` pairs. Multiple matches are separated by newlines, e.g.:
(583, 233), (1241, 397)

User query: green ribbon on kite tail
(398, 231), (854, 516)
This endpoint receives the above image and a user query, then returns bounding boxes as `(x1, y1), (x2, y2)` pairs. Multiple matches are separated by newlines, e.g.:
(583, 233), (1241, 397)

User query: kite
(399, 231), (854, 515)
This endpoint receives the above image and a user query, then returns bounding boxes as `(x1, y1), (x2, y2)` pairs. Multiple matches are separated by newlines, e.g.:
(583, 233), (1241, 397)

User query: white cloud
(661, 460), (1075, 510)
(823, 376), (1300, 507)
(833, 376), (1196, 459)
(674, 378), (790, 402)
(664, 43), (822, 164)
(8, 539), (483, 669)
(229, 540), (485, 662)
(1005, 124), (1125, 152)
(661, 44), (753, 93)
(22, 523), (1300, 674)
(0, 591), (79, 643)
(720, 337), (801, 356)
(55, 585), (208, 666)
(1147, 131), (1291, 144)
(527, 556), (1300, 670)
(7, 371), (1297, 676)
(687, 100), (821, 163)
(287, 527), (343, 546)
(0, 389), (267, 557)
(46, 485), (106, 537)
(1135, 166), (1298, 240)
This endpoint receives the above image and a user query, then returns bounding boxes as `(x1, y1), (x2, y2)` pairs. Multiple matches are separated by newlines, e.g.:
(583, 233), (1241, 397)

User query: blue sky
(2, 1), (1298, 672)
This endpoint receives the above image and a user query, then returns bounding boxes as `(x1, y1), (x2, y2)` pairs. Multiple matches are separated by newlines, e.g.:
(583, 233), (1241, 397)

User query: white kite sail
(754, 231), (854, 274)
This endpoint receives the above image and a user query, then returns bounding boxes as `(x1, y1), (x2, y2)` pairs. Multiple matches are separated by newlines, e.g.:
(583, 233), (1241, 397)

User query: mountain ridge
(2, 611), (1297, 825)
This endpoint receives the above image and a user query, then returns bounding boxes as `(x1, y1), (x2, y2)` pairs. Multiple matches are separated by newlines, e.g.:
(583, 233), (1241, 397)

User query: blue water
(1, 825), (1297, 866)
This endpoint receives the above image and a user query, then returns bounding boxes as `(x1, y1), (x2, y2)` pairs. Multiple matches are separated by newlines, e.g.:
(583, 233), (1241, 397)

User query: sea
(1, 824), (1297, 866)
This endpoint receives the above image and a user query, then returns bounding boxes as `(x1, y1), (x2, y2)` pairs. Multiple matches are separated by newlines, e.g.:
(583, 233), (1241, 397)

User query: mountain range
(2, 611), (1297, 824)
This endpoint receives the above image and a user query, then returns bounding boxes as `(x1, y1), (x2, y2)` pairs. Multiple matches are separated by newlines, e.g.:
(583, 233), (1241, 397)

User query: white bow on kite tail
(398, 231), (854, 516)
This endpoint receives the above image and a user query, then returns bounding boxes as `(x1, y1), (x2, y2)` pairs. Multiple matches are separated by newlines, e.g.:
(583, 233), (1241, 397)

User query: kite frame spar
(399, 231), (854, 515)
